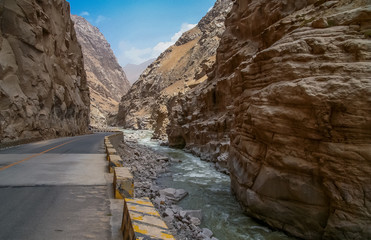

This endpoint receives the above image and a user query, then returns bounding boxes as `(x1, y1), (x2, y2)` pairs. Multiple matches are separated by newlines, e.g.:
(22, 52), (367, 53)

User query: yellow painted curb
(114, 167), (134, 199)
(109, 154), (123, 173)
(121, 198), (175, 240)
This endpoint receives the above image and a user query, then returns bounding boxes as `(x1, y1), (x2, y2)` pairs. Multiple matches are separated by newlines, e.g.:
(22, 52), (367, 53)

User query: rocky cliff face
(168, 0), (371, 239)
(0, 0), (90, 146)
(71, 15), (130, 127)
(117, 0), (233, 139)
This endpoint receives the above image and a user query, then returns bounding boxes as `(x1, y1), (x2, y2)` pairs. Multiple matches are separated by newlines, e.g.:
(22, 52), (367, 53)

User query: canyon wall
(71, 15), (130, 127)
(117, 0), (233, 139)
(168, 0), (371, 239)
(0, 0), (90, 146)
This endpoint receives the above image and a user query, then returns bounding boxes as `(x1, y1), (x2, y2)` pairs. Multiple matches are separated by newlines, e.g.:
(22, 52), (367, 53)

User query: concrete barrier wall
(122, 199), (136, 240)
(114, 167), (134, 199)
(122, 198), (175, 240)
(104, 131), (174, 240)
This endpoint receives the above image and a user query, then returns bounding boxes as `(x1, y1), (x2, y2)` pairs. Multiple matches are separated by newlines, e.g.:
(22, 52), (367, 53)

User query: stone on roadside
(179, 210), (187, 219)
(171, 205), (183, 213)
(190, 217), (201, 226)
(163, 208), (175, 223)
(153, 196), (166, 207)
(159, 188), (188, 202)
(164, 208), (174, 218)
(202, 228), (213, 238)
(150, 184), (159, 193)
(156, 156), (169, 161)
(164, 216), (174, 223)
(185, 210), (202, 221)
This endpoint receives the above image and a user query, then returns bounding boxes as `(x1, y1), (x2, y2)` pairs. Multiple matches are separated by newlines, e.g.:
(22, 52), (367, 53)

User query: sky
(67, 0), (216, 67)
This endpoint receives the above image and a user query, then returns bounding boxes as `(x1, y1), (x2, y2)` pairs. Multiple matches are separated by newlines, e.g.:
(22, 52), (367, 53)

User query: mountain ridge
(117, 0), (233, 140)
(124, 59), (156, 85)
(71, 15), (130, 127)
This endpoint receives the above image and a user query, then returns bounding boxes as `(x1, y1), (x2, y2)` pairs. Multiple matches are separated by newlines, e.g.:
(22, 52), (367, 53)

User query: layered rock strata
(117, 0), (233, 139)
(168, 0), (371, 239)
(0, 0), (90, 146)
(72, 15), (130, 127)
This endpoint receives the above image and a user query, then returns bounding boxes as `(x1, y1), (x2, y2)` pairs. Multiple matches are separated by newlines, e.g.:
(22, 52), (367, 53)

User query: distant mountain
(124, 59), (155, 85)
(71, 15), (130, 127)
(117, 0), (233, 140)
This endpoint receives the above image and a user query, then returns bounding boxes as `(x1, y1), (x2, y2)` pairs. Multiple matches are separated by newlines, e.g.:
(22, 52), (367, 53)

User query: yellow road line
(0, 139), (77, 171)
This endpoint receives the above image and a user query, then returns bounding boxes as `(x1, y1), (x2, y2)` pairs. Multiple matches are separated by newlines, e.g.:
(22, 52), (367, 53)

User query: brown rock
(311, 18), (329, 28)
(71, 15), (130, 127)
(168, 0), (371, 239)
(0, 0), (90, 146)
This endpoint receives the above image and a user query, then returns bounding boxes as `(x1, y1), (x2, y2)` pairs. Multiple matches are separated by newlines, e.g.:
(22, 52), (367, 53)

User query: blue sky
(67, 0), (216, 67)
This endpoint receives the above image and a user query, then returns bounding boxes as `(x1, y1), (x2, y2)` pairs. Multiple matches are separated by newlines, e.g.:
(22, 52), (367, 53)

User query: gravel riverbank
(117, 131), (218, 240)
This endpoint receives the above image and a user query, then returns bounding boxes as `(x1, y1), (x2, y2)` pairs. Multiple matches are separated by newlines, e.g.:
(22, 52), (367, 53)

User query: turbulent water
(124, 130), (294, 240)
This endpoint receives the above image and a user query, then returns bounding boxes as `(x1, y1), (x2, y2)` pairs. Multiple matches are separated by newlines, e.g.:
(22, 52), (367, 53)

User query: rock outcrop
(117, 0), (233, 139)
(168, 0), (371, 239)
(72, 15), (130, 127)
(0, 0), (90, 146)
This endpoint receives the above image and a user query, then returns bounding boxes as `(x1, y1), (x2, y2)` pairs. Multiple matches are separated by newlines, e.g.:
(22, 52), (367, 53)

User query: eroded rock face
(0, 0), (90, 146)
(168, 0), (371, 239)
(71, 15), (130, 127)
(117, 0), (233, 139)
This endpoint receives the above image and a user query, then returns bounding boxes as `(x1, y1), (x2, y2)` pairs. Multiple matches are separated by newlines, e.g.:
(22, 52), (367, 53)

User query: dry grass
(187, 75), (208, 89)
(161, 79), (187, 96)
(159, 37), (200, 72)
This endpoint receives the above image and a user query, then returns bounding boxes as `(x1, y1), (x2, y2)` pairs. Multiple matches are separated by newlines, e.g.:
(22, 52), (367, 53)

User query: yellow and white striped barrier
(109, 155), (123, 173)
(122, 198), (175, 240)
(106, 147), (117, 161)
(114, 167), (134, 199)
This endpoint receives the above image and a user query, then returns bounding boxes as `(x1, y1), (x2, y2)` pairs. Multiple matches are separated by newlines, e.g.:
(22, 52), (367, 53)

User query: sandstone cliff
(117, 0), (233, 139)
(71, 15), (130, 127)
(168, 0), (371, 239)
(0, 0), (90, 146)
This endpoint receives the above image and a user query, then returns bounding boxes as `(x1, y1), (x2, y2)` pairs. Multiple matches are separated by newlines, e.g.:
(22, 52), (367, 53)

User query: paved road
(0, 133), (117, 240)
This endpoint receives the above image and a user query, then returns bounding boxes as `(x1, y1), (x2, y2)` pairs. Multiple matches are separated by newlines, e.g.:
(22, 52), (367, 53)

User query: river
(124, 130), (294, 240)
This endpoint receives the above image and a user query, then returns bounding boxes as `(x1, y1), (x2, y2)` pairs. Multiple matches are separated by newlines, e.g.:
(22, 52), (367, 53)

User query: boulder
(185, 210), (202, 221)
(159, 188), (188, 202)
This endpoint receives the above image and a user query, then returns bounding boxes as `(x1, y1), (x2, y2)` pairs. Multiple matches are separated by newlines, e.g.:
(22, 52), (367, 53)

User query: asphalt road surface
(0, 133), (116, 240)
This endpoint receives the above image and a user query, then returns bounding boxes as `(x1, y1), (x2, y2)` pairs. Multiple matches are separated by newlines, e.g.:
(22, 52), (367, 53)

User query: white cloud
(80, 11), (90, 16)
(208, 6), (213, 12)
(96, 15), (106, 24)
(118, 22), (196, 66)
(171, 23), (196, 42)
(120, 44), (153, 65)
